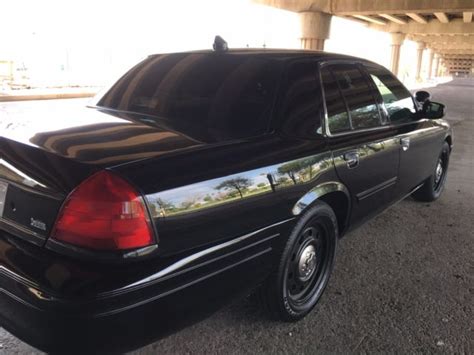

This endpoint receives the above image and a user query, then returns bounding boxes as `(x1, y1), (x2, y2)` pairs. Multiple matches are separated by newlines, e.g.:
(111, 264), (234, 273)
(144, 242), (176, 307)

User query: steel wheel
(433, 150), (448, 193)
(258, 201), (337, 322)
(412, 141), (450, 202)
(284, 223), (329, 307)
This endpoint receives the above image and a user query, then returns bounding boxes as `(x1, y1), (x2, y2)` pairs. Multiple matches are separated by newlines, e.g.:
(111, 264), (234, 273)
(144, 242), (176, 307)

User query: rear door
(363, 64), (445, 197)
(320, 62), (400, 227)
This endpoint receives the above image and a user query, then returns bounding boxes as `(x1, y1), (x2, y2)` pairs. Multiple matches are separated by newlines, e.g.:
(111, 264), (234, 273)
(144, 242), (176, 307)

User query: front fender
(292, 181), (350, 216)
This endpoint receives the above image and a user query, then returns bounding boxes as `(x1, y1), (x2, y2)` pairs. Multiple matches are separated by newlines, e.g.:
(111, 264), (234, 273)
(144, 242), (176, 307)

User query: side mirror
(415, 90), (431, 103)
(424, 101), (445, 119)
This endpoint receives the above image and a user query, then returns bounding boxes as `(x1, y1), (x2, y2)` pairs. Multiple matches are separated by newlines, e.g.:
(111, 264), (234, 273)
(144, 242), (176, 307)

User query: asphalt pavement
(1, 78), (473, 354)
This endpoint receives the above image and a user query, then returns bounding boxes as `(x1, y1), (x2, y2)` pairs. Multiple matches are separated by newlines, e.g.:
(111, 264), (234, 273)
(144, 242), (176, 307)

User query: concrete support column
(390, 33), (405, 76)
(299, 12), (332, 51)
(416, 42), (426, 82)
(427, 49), (435, 79)
(434, 54), (441, 78)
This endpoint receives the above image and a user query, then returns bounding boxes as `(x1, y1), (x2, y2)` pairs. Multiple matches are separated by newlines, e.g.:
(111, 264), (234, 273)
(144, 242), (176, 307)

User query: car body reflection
(148, 154), (332, 218)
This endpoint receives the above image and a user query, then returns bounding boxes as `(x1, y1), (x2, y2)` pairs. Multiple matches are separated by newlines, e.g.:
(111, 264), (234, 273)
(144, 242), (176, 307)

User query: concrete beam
(352, 15), (387, 25)
(429, 44), (474, 51)
(379, 14), (407, 25)
(330, 0), (474, 15)
(435, 49), (474, 54)
(464, 12), (473, 22)
(369, 19), (474, 35)
(254, 0), (474, 15)
(437, 48), (474, 51)
(252, 0), (329, 13)
(434, 12), (450, 23)
(406, 13), (428, 24)
(408, 34), (474, 45)
(441, 53), (474, 58)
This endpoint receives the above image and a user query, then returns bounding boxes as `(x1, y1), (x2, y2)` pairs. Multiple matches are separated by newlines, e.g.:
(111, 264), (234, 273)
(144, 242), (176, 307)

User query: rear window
(96, 53), (280, 141)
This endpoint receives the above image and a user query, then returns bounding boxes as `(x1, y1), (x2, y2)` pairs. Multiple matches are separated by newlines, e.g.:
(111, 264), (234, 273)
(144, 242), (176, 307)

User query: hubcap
(285, 224), (329, 303)
(435, 158), (443, 184)
(298, 245), (317, 282)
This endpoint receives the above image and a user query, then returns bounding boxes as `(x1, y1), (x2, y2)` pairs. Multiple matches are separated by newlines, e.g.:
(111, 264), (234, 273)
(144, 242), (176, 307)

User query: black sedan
(0, 47), (452, 352)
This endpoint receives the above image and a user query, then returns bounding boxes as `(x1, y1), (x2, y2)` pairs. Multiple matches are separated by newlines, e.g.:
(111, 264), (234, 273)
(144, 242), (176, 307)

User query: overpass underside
(255, 0), (474, 77)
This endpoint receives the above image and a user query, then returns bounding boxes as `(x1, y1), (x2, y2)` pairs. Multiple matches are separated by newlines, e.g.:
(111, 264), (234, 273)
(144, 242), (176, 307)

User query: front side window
(365, 65), (416, 123)
(96, 53), (280, 142)
(329, 64), (382, 130)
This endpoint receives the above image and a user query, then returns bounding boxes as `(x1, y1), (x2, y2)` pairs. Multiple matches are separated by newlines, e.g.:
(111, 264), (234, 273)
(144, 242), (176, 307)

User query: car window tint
(365, 66), (417, 123)
(279, 61), (322, 137)
(330, 64), (381, 130)
(320, 67), (351, 133)
(96, 53), (280, 142)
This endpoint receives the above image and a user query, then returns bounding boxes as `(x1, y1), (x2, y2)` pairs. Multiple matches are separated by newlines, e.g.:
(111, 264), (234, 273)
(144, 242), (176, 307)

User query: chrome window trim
(317, 60), (428, 138)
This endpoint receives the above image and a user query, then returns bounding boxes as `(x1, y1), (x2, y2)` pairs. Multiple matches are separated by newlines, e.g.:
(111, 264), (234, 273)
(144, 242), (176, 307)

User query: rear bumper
(0, 256), (268, 353)
(0, 225), (289, 352)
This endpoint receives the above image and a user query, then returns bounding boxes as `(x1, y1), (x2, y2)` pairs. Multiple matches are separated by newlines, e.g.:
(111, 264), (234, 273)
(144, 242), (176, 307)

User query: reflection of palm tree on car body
(215, 177), (252, 198)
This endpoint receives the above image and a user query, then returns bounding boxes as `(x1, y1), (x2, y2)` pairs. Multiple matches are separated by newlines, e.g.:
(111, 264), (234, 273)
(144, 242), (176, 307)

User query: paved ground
(1, 78), (473, 354)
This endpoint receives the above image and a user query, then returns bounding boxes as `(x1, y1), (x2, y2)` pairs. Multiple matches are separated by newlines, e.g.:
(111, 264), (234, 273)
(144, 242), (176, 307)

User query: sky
(0, 0), (422, 87)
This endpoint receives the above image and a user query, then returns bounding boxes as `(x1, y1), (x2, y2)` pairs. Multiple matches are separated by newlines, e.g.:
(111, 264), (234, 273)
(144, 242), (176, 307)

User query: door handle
(400, 137), (410, 151)
(343, 151), (360, 169)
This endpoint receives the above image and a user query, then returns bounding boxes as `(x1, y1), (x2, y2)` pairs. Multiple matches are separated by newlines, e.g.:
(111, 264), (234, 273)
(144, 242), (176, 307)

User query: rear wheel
(412, 141), (450, 202)
(259, 201), (337, 321)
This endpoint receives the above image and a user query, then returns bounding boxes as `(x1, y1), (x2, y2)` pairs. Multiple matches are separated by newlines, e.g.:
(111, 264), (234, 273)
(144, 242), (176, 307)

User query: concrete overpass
(255, 0), (474, 78)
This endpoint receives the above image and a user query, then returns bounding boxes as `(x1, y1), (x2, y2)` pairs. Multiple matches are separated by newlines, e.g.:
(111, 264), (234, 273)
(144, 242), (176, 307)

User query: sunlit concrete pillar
(427, 49), (435, 79)
(434, 54), (441, 78)
(416, 42), (426, 82)
(390, 33), (405, 76)
(439, 60), (446, 77)
(299, 12), (332, 51)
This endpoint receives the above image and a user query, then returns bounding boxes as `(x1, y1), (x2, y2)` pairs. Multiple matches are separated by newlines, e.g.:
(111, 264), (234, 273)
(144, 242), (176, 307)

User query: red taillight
(52, 170), (154, 251)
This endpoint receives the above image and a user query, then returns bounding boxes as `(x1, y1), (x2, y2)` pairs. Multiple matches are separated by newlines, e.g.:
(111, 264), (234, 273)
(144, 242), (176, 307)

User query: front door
(363, 64), (446, 198)
(320, 63), (400, 227)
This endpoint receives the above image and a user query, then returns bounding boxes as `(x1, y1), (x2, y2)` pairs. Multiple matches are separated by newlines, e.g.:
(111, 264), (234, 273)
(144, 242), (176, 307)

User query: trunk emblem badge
(30, 218), (47, 231)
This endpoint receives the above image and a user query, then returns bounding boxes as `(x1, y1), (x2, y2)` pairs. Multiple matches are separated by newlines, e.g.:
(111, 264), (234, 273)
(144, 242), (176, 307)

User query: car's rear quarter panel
(113, 134), (337, 257)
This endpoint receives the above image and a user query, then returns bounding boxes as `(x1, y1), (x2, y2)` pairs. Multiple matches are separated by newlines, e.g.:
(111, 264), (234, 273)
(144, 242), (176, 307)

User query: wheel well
(318, 191), (350, 236)
(445, 135), (452, 149)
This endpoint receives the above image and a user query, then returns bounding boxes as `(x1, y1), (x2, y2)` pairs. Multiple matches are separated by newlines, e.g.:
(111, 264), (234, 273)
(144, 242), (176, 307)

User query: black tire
(412, 141), (450, 202)
(259, 201), (337, 322)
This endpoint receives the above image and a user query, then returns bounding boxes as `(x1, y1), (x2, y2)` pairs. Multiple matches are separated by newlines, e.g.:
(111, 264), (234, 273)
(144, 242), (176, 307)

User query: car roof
(148, 48), (381, 66)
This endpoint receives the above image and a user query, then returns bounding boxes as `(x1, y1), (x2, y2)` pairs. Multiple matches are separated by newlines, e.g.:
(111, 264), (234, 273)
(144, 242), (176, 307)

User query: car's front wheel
(259, 201), (337, 321)
(412, 141), (450, 202)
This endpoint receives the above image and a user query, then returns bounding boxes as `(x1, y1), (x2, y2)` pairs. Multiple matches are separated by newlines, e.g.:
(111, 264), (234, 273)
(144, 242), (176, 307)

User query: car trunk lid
(0, 104), (203, 246)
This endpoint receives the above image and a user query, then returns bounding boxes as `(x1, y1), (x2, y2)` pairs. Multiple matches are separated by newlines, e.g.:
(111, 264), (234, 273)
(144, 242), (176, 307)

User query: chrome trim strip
(116, 218), (294, 291)
(356, 176), (398, 201)
(95, 248), (272, 318)
(0, 265), (39, 290)
(0, 288), (43, 312)
(99, 232), (280, 298)
(0, 218), (45, 244)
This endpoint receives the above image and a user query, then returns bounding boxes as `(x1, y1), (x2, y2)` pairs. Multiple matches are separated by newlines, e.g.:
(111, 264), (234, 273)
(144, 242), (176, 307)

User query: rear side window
(97, 53), (280, 142)
(329, 64), (381, 130)
(365, 65), (417, 123)
(320, 67), (351, 133)
(278, 61), (322, 137)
